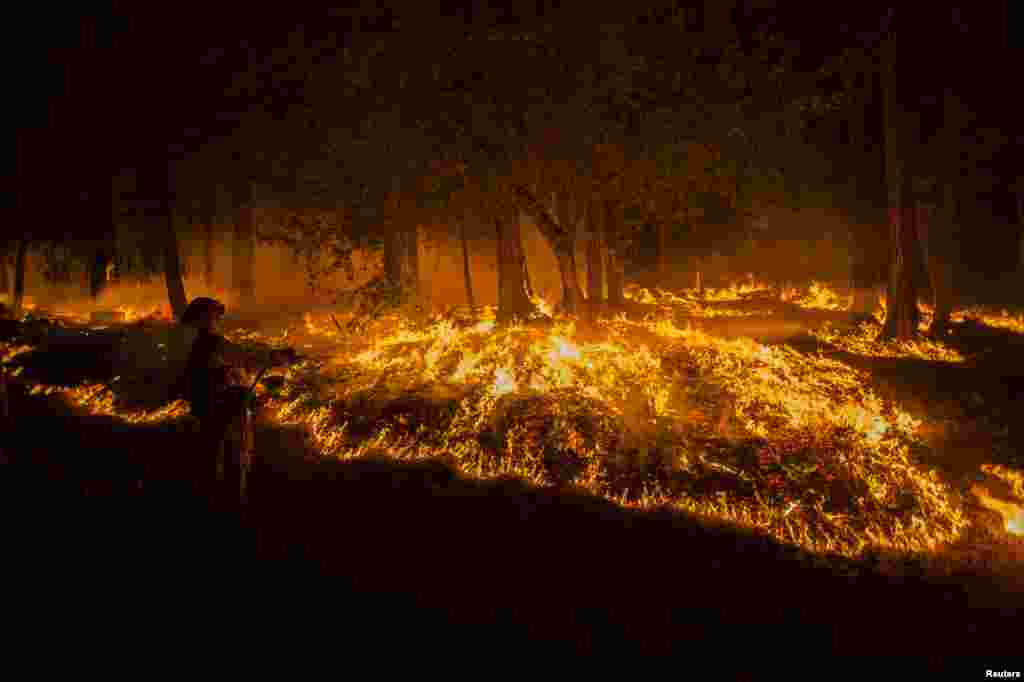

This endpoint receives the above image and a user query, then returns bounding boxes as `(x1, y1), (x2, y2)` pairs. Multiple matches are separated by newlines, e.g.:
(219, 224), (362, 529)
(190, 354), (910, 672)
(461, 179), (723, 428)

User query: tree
(445, 175), (491, 309)
(495, 199), (535, 322)
(202, 212), (217, 288)
(1013, 175), (1024, 275)
(0, 247), (9, 297)
(511, 180), (583, 314)
(918, 85), (966, 335)
(879, 10), (921, 341)
(232, 199), (257, 302)
(458, 211), (475, 309)
(11, 239), (29, 317)
(585, 198), (606, 303)
(381, 188), (421, 300)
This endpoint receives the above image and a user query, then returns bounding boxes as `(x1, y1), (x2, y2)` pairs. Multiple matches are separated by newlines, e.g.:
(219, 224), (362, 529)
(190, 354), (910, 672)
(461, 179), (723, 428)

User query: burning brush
(30, 279), (1024, 562)
(973, 464), (1024, 537)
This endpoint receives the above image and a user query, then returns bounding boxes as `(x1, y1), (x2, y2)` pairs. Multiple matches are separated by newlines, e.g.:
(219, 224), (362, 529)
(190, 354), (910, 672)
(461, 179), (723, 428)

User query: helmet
(180, 297), (226, 326)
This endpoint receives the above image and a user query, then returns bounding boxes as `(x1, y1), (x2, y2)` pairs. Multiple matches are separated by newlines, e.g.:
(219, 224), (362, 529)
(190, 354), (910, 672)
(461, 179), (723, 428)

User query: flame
(972, 486), (1024, 536)
(974, 465), (1024, 536)
(790, 281), (849, 311)
(492, 367), (517, 395)
(22, 275), (1020, 561)
(531, 295), (555, 318)
(7, 278), (235, 325)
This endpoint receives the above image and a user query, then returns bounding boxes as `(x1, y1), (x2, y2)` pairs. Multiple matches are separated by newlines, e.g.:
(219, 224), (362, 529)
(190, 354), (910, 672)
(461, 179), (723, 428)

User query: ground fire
(6, 277), (1022, 568)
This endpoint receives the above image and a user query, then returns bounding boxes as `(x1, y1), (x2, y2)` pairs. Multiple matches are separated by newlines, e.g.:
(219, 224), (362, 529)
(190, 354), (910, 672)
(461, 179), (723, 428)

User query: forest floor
(2, 285), (1023, 662)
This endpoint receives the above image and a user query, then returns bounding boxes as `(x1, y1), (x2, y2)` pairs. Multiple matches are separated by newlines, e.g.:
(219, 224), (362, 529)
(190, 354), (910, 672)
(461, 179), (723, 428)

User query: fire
(550, 336), (580, 362)
(6, 279), (236, 326)
(531, 295), (555, 318)
(812, 321), (967, 363)
(972, 486), (1024, 537)
(21, 276), (1024, 561)
(492, 367), (517, 395)
(957, 307), (1024, 334)
(790, 281), (849, 311)
(245, 299), (968, 559)
(974, 465), (1024, 537)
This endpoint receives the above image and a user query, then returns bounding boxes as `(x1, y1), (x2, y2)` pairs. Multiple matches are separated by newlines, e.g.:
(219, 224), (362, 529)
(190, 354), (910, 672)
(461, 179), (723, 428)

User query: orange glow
(972, 486), (1024, 537)
(20, 276), (1024, 560)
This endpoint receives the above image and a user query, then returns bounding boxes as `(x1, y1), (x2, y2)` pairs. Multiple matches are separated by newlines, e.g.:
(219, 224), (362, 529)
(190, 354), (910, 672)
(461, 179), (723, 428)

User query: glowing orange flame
(972, 485), (1024, 536)
(25, 275), (1006, 560)
(492, 367), (517, 395)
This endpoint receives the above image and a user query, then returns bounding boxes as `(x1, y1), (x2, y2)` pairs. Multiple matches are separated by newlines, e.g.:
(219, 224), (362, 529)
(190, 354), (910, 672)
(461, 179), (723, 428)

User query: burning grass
(246, 299), (972, 560)
(811, 321), (967, 363)
(10, 280), (1023, 565)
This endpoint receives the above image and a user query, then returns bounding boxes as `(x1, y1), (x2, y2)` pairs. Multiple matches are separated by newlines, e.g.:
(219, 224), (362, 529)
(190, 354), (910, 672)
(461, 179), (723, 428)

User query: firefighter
(178, 297), (295, 490)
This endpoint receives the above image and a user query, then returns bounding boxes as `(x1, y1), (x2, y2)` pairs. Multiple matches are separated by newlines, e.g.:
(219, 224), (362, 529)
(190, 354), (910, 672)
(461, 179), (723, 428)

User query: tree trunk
(879, 20), (919, 341)
(0, 250), (9, 296)
(587, 198), (606, 303)
(384, 230), (402, 286)
(495, 211), (535, 322)
(403, 223), (421, 306)
(89, 247), (112, 299)
(203, 219), (216, 287)
(382, 196), (421, 307)
(554, 192), (585, 313)
(383, 191), (404, 288)
(607, 248), (625, 306)
(142, 232), (162, 280)
(846, 72), (872, 316)
(162, 204), (191, 393)
(511, 183), (582, 314)
(917, 203), (953, 335)
(604, 201), (625, 305)
(920, 86), (965, 333)
(12, 240), (28, 317)
(232, 206), (256, 302)
(163, 211), (188, 321)
(553, 194), (583, 314)
(882, 211), (921, 340)
(1016, 190), (1023, 272)
(458, 216), (475, 308)
(554, 248), (582, 314)
(656, 217), (668, 284)
(405, 224), (420, 293)
(521, 239), (535, 300)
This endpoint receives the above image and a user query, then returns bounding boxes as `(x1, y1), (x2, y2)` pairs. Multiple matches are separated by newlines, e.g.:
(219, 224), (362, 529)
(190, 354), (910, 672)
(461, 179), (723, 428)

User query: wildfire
(789, 281), (850, 311)
(16, 277), (1024, 560)
(531, 295), (556, 318)
(492, 367), (517, 395)
(811, 321), (967, 363)
(957, 308), (1024, 335)
(973, 465), (1024, 537)
(973, 487), (1024, 537)
(243, 299), (968, 558)
(5, 279), (236, 326)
